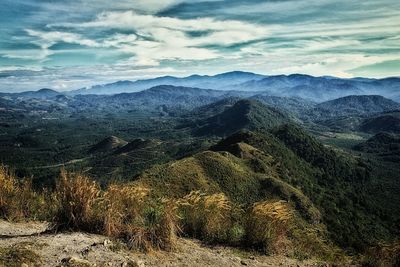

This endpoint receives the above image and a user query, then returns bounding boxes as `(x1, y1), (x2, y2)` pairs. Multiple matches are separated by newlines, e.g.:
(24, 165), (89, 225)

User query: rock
(121, 259), (145, 267)
(104, 239), (112, 247)
(61, 256), (94, 266)
(81, 246), (92, 256)
(241, 260), (248, 265)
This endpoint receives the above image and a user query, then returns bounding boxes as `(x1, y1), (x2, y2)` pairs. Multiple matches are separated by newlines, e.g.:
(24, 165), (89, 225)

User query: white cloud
(26, 29), (100, 48)
(48, 10), (268, 66)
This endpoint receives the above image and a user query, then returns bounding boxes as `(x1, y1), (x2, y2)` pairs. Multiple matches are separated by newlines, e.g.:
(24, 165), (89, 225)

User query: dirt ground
(0, 220), (331, 267)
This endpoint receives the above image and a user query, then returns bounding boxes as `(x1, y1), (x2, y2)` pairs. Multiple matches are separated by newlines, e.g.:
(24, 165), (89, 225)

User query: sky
(0, 0), (399, 92)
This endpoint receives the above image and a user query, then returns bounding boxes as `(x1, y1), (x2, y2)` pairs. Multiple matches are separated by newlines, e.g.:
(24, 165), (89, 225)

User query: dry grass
(53, 169), (101, 230)
(245, 200), (293, 254)
(362, 242), (400, 267)
(0, 165), (18, 219)
(102, 184), (178, 251)
(0, 165), (45, 221)
(178, 191), (238, 243)
(0, 164), (347, 261)
(0, 245), (42, 267)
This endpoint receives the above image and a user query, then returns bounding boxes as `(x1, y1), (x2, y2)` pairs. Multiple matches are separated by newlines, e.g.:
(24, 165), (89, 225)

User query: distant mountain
(5, 71), (400, 104)
(359, 111), (400, 134)
(70, 71), (266, 95)
(1, 88), (62, 100)
(89, 136), (128, 154)
(231, 74), (400, 102)
(310, 95), (400, 120)
(71, 85), (233, 114)
(73, 81), (136, 95)
(194, 99), (289, 136)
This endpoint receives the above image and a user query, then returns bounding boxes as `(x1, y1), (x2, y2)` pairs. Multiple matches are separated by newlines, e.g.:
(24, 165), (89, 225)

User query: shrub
(102, 184), (178, 251)
(362, 242), (400, 267)
(102, 184), (150, 237)
(245, 200), (292, 254)
(0, 165), (45, 221)
(53, 169), (101, 231)
(178, 191), (241, 243)
(0, 165), (19, 219)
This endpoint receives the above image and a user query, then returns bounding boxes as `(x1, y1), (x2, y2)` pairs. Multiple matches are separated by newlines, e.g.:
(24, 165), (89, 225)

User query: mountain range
(63, 72), (400, 102)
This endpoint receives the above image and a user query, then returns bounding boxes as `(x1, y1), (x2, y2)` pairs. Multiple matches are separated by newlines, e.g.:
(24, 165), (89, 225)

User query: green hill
(89, 136), (128, 154)
(359, 111), (400, 134)
(354, 132), (400, 162)
(194, 99), (289, 136)
(135, 125), (393, 250)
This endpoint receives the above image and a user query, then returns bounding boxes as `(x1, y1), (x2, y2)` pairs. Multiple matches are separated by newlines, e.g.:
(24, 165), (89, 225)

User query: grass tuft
(245, 200), (292, 254)
(53, 169), (101, 231)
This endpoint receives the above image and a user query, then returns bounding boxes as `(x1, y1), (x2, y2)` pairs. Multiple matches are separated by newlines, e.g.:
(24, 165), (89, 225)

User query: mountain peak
(89, 136), (128, 153)
(194, 99), (289, 136)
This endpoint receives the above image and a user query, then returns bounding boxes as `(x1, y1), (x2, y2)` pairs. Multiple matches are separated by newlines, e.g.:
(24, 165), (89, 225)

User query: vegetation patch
(0, 245), (41, 267)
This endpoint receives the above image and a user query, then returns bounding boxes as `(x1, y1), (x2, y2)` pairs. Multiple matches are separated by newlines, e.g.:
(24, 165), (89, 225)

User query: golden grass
(0, 166), (45, 221)
(0, 165), (18, 219)
(178, 191), (236, 243)
(53, 169), (101, 230)
(102, 184), (178, 251)
(246, 200), (293, 254)
(0, 164), (346, 261)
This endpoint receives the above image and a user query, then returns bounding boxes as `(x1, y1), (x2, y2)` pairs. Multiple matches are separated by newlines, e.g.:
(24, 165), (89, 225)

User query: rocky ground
(0, 220), (331, 267)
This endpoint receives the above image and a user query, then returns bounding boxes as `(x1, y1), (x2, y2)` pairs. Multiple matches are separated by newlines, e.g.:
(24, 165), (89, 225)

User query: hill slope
(136, 125), (393, 250)
(359, 111), (400, 134)
(89, 136), (128, 154)
(354, 133), (400, 162)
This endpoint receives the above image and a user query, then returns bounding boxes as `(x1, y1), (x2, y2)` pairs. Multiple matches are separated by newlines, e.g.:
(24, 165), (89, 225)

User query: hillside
(136, 126), (394, 250)
(89, 136), (128, 154)
(359, 111), (400, 134)
(194, 99), (289, 136)
(251, 95), (316, 116)
(354, 133), (400, 162)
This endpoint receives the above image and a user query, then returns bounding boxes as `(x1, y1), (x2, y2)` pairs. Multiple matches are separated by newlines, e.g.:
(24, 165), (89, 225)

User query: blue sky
(0, 0), (399, 91)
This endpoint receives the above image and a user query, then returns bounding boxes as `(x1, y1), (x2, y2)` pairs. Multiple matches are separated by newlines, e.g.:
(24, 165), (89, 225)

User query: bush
(102, 184), (178, 251)
(0, 165), (45, 221)
(53, 169), (101, 231)
(0, 165), (19, 219)
(245, 200), (292, 254)
(178, 191), (243, 243)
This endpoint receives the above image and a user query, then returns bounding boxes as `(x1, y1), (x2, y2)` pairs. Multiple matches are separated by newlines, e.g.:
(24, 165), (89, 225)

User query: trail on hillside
(0, 220), (330, 267)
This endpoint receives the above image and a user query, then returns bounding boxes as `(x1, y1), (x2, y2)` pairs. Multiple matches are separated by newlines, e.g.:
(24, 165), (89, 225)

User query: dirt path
(0, 220), (330, 267)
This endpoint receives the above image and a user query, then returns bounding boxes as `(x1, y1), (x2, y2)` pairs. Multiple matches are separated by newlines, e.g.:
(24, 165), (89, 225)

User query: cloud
(48, 10), (268, 65)
(26, 29), (100, 48)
